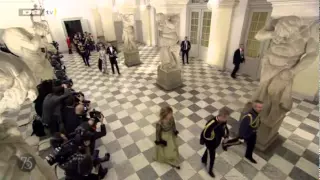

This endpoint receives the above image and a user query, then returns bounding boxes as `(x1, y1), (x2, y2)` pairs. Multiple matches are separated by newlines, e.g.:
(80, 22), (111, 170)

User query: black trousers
(82, 55), (90, 66)
(98, 59), (102, 71)
(201, 142), (219, 172)
(181, 50), (189, 64)
(231, 63), (240, 77)
(48, 115), (61, 135)
(224, 133), (257, 158)
(109, 58), (120, 74)
(68, 48), (73, 54)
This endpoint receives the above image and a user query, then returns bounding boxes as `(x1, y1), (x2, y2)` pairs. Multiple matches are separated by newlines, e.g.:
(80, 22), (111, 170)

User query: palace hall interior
(0, 0), (319, 180)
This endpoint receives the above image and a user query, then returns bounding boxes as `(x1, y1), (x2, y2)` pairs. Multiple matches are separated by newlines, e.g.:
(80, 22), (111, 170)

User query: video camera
(46, 127), (94, 166)
(89, 109), (103, 125)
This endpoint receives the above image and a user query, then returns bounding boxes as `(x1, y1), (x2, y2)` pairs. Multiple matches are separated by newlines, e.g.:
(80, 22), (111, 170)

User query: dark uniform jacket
(238, 109), (260, 139)
(201, 117), (229, 147)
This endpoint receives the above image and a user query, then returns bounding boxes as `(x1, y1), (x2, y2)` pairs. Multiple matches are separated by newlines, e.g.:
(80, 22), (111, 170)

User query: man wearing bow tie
(106, 43), (120, 75)
(180, 36), (191, 65)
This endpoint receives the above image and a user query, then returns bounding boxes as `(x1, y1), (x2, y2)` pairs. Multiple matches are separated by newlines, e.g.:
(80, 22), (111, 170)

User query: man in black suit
(231, 44), (245, 78)
(106, 43), (120, 75)
(180, 36), (191, 65)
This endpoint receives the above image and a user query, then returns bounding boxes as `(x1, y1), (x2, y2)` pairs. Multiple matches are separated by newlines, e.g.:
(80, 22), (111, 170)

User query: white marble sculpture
(253, 16), (319, 123)
(156, 13), (180, 70)
(120, 14), (138, 52)
(1, 17), (54, 84)
(0, 51), (57, 180)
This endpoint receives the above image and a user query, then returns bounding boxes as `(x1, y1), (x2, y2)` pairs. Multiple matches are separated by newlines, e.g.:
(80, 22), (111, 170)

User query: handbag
(98, 59), (102, 71)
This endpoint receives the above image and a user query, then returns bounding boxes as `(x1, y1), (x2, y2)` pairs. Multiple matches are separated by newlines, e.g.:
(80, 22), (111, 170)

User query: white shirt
(184, 41), (188, 50)
(109, 47), (113, 53)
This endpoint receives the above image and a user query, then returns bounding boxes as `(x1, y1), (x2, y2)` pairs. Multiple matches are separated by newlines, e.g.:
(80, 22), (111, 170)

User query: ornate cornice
(150, 0), (188, 14)
(267, 0), (318, 6)
(267, 0), (318, 17)
(207, 0), (239, 10)
(249, 0), (272, 8)
(118, 6), (137, 14)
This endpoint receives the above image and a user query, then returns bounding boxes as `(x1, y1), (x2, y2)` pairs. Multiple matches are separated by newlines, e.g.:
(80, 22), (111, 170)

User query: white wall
(0, 2), (35, 32)
(179, 5), (188, 41)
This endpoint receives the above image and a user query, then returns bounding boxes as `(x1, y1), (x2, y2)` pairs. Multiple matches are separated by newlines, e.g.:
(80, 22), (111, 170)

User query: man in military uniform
(200, 107), (230, 178)
(222, 100), (263, 164)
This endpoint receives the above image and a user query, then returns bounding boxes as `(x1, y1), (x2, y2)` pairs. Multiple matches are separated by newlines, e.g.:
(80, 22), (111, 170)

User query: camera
(46, 127), (94, 166)
(89, 109), (102, 124)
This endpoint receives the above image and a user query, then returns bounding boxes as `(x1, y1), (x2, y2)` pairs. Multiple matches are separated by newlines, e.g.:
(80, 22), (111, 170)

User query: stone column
(98, 0), (117, 42)
(118, 5), (142, 67)
(91, 7), (105, 42)
(206, 0), (239, 70)
(140, 1), (153, 46)
(150, 0), (188, 90)
(253, 0), (319, 151)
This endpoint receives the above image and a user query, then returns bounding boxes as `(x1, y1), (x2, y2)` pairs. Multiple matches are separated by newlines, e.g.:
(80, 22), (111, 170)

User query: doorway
(240, 11), (270, 79)
(63, 20), (83, 40)
(188, 9), (212, 60)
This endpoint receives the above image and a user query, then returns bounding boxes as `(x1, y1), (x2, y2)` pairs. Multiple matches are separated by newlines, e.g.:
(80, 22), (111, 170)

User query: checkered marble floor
(13, 45), (319, 180)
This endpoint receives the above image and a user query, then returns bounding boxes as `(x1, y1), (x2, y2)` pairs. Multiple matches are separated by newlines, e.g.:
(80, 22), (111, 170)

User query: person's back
(42, 86), (70, 134)
(62, 96), (81, 135)
(42, 93), (54, 125)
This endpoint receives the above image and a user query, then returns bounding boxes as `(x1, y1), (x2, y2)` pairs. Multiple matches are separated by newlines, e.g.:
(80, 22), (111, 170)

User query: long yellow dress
(154, 119), (180, 167)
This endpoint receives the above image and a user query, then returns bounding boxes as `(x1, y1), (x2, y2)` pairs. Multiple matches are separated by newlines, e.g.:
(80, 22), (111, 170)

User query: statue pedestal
(157, 66), (182, 90)
(124, 51), (141, 67)
(256, 115), (284, 151)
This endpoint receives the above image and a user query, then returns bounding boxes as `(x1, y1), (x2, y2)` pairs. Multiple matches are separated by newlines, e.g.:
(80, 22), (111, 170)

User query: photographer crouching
(48, 111), (110, 180)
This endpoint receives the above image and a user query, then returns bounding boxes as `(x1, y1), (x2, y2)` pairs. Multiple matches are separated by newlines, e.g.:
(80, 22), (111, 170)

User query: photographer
(34, 80), (54, 117)
(42, 84), (72, 135)
(49, 117), (109, 180)
(62, 95), (81, 135)
(49, 127), (107, 180)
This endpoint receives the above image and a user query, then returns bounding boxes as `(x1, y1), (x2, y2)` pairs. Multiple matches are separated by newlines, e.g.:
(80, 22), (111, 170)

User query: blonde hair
(159, 105), (173, 121)
(218, 107), (231, 117)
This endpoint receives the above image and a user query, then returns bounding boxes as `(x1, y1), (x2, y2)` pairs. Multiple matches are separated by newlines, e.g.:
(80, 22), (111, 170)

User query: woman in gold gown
(154, 106), (180, 169)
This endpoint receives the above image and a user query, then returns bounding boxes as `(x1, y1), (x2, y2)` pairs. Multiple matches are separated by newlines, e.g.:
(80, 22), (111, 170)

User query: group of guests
(154, 101), (263, 178)
(71, 32), (95, 66)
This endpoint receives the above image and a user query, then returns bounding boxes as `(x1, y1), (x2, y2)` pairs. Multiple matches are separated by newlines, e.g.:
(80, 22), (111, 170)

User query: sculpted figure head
(274, 16), (302, 39)
(33, 21), (49, 36)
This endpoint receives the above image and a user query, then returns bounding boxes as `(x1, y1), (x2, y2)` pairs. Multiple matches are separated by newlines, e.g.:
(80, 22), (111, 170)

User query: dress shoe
(222, 144), (228, 151)
(208, 171), (215, 178)
(245, 156), (257, 164)
(100, 153), (110, 162)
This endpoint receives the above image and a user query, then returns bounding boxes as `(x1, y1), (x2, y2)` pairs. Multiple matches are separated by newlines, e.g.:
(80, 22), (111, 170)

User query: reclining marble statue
(1, 18), (54, 84)
(156, 13), (182, 90)
(0, 51), (57, 180)
(120, 14), (141, 66)
(246, 16), (319, 150)
(0, 13), (57, 179)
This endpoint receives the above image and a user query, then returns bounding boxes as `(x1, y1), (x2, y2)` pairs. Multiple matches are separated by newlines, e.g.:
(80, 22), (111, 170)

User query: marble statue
(120, 14), (138, 52)
(0, 51), (57, 180)
(156, 13), (180, 70)
(252, 16), (318, 123)
(1, 18), (54, 83)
